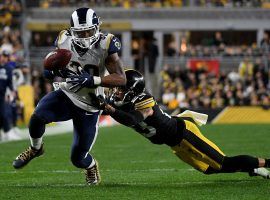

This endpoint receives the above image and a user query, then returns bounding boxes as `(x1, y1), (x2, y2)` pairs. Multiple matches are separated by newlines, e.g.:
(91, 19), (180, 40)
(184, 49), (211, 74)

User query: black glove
(96, 95), (107, 110)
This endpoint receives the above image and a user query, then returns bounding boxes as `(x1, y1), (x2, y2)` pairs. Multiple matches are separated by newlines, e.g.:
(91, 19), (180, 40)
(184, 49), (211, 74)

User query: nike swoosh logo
(85, 112), (93, 115)
(138, 96), (144, 100)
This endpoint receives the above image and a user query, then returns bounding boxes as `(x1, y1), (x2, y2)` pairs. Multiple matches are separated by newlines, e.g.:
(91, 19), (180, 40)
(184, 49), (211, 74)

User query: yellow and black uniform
(110, 92), (228, 173)
(107, 68), (269, 176)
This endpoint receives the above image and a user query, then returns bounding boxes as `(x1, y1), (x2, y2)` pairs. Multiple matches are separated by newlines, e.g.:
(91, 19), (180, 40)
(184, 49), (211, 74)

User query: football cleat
(84, 159), (101, 185)
(249, 168), (270, 179)
(12, 144), (44, 169)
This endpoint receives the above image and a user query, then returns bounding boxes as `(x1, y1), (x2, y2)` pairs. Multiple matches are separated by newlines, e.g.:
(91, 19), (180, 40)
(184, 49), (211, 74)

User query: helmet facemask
(111, 79), (144, 107)
(70, 24), (100, 49)
(110, 87), (132, 107)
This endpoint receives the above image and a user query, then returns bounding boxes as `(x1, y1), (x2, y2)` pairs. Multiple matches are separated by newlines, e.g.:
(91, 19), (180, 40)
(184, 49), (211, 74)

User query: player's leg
(173, 120), (270, 178)
(172, 120), (225, 173)
(29, 90), (73, 148)
(2, 101), (20, 141)
(0, 98), (5, 140)
(71, 110), (101, 185)
(205, 157), (270, 178)
(13, 90), (73, 169)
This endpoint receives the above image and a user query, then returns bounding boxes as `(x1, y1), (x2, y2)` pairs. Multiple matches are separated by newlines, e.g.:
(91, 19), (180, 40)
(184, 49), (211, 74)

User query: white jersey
(55, 30), (120, 112)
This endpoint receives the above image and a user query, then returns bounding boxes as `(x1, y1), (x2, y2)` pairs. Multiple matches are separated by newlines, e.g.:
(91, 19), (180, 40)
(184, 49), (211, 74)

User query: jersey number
(69, 61), (99, 76)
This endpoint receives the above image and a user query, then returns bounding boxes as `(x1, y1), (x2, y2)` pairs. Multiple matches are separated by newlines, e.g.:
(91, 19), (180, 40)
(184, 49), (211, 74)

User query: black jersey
(112, 92), (185, 147)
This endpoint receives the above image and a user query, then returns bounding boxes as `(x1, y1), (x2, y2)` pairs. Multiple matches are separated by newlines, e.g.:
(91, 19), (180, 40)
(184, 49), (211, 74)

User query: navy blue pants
(0, 99), (5, 130)
(0, 99), (11, 132)
(31, 90), (100, 169)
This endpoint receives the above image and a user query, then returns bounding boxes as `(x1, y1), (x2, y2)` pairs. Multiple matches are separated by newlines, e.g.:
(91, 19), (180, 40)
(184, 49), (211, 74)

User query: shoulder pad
(100, 33), (121, 55)
(132, 93), (155, 110)
(55, 30), (71, 48)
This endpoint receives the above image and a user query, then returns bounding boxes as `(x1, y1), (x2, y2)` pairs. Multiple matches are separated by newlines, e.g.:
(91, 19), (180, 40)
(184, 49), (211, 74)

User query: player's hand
(104, 104), (115, 114)
(96, 95), (107, 110)
(67, 70), (95, 92)
(52, 68), (77, 78)
(95, 95), (115, 113)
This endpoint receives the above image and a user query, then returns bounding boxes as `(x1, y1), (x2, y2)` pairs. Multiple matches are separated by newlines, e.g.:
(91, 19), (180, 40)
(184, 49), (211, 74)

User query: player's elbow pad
(111, 109), (144, 127)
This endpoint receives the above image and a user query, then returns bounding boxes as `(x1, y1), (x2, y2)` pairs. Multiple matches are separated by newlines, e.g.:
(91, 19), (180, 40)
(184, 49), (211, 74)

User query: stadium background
(0, 1), (270, 199)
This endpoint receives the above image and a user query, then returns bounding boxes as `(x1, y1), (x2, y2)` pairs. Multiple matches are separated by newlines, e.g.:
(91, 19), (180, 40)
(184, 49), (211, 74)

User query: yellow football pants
(171, 120), (225, 173)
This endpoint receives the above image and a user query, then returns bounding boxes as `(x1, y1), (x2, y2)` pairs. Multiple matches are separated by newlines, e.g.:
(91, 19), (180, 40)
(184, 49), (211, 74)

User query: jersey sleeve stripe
(135, 98), (155, 109)
(135, 101), (155, 110)
(57, 30), (66, 48)
(106, 33), (113, 50)
(135, 97), (154, 107)
(135, 99), (154, 107)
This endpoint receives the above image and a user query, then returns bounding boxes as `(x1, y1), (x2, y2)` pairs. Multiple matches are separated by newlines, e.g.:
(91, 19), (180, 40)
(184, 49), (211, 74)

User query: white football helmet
(70, 7), (102, 49)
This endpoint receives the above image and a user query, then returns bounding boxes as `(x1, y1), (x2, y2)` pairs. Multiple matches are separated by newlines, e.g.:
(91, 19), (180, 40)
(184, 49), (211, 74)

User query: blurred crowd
(0, 0), (21, 27)
(27, 0), (269, 8)
(166, 32), (270, 58)
(31, 69), (53, 106)
(0, 0), (30, 141)
(166, 44), (266, 58)
(161, 57), (270, 110)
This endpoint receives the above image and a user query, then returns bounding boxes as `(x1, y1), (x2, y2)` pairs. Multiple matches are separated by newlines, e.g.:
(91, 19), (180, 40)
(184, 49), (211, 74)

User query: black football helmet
(110, 69), (145, 107)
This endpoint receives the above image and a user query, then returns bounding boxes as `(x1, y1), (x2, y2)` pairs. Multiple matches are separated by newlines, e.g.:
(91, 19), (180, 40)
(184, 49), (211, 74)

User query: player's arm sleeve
(110, 109), (144, 127)
(107, 35), (121, 55)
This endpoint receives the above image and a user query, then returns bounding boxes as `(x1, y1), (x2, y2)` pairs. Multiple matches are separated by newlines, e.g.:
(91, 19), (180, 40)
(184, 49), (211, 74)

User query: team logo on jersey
(113, 38), (121, 50)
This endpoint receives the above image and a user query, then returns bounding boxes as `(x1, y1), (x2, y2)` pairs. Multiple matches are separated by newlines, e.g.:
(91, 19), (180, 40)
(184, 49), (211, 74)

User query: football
(43, 49), (72, 70)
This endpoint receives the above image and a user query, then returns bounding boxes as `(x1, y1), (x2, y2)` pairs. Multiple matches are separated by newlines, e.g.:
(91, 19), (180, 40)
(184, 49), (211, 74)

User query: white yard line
(0, 168), (195, 174)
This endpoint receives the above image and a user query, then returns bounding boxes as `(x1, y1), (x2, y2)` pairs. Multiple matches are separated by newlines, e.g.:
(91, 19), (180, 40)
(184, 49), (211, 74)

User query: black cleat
(13, 144), (44, 169)
(84, 159), (101, 185)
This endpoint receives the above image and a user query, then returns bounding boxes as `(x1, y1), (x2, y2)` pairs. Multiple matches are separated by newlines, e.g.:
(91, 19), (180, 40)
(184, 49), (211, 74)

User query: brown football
(43, 49), (72, 70)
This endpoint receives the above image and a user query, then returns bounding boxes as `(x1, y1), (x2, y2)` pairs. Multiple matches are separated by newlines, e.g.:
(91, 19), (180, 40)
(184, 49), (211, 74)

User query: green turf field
(0, 124), (269, 200)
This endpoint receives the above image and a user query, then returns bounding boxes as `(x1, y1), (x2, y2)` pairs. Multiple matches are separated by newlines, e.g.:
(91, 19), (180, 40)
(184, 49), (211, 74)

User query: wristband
(93, 76), (102, 86)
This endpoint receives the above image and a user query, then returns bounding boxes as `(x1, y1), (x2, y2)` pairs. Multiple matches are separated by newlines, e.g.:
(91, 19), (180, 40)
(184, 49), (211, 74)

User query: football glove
(52, 68), (78, 78)
(67, 70), (95, 92)
(96, 95), (107, 110)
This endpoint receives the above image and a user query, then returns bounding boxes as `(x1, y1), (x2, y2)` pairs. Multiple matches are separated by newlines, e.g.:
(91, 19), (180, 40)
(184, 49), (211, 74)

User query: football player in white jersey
(12, 7), (126, 185)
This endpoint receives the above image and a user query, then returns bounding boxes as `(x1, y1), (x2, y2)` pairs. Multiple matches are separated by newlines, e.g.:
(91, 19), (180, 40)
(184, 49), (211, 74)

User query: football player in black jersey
(102, 69), (270, 179)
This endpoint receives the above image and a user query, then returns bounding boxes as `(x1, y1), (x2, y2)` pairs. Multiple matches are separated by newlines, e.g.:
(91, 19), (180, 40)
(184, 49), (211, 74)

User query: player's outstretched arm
(105, 104), (153, 127)
(102, 53), (126, 87)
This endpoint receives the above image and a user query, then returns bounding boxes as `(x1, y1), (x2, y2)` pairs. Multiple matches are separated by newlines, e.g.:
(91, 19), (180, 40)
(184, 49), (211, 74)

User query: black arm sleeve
(110, 109), (144, 127)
